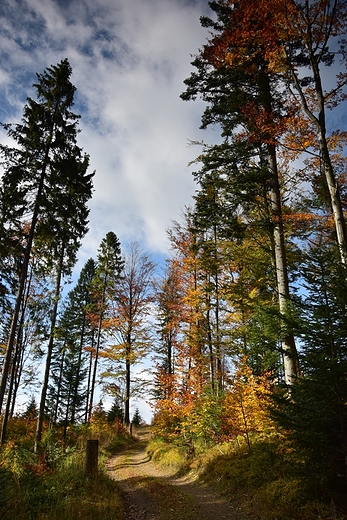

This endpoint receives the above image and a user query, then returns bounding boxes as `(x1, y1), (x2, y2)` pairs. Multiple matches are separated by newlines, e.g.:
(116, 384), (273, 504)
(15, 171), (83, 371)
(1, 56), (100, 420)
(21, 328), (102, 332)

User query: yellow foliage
(221, 362), (275, 446)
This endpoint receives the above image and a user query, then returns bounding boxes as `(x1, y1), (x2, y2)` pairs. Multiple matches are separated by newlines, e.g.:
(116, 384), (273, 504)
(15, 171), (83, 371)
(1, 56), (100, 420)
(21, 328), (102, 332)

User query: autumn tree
(167, 214), (215, 395)
(181, 0), (300, 384)
(221, 361), (274, 451)
(154, 257), (185, 400)
(280, 0), (347, 264)
(103, 242), (155, 425)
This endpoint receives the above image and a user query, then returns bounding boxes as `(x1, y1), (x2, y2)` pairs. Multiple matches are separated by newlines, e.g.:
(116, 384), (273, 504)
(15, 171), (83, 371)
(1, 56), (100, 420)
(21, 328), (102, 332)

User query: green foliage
(271, 245), (347, 506)
(0, 448), (124, 520)
(0, 58), (94, 276)
(180, 389), (223, 448)
(107, 398), (124, 423)
(0, 415), (130, 520)
(87, 232), (124, 420)
(0, 59), (94, 444)
(131, 407), (143, 426)
(21, 396), (39, 420)
(47, 258), (97, 425)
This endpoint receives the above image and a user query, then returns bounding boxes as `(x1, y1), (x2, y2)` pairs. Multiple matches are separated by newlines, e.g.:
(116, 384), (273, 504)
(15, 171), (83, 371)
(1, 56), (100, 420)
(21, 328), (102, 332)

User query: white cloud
(0, 0), (212, 273)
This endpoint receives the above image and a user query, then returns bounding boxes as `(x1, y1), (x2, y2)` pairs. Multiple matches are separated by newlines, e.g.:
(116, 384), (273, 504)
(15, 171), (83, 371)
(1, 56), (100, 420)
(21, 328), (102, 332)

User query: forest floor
(106, 426), (249, 520)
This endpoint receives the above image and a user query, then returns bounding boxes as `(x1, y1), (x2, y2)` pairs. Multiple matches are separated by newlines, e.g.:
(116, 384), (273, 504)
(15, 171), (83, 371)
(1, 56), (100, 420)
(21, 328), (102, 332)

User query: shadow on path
(106, 428), (248, 520)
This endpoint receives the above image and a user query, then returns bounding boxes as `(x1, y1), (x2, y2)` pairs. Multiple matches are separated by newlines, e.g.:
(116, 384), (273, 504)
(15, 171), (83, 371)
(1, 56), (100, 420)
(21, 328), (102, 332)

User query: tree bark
(34, 245), (65, 452)
(260, 66), (299, 384)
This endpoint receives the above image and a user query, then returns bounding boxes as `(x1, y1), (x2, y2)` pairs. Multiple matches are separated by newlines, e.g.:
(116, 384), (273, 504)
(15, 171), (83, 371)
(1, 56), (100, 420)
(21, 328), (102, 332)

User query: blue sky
(0, 0), (215, 274)
(0, 0), (217, 421)
(3, 0), (345, 422)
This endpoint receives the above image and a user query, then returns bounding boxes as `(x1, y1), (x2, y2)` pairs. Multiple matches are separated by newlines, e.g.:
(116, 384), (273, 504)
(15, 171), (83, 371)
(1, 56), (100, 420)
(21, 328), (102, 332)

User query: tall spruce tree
(87, 232), (124, 420)
(47, 258), (96, 426)
(0, 59), (94, 444)
(272, 241), (347, 500)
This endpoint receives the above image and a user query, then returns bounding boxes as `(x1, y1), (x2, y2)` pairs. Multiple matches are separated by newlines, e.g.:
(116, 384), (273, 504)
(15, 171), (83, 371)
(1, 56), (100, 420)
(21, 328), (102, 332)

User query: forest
(1, 0), (347, 518)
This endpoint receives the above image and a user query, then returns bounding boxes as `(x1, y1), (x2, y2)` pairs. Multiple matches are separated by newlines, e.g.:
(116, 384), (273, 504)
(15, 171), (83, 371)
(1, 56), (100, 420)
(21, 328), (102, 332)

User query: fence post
(84, 439), (99, 477)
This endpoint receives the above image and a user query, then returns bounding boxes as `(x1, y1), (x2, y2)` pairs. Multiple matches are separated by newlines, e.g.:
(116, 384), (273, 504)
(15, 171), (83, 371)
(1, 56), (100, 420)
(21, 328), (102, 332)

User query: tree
(87, 232), (124, 420)
(272, 241), (347, 500)
(107, 397), (124, 423)
(0, 59), (94, 445)
(132, 407), (143, 426)
(280, 0), (347, 264)
(167, 214), (216, 397)
(154, 257), (185, 400)
(46, 258), (96, 426)
(104, 242), (155, 425)
(0, 259), (52, 439)
(181, 0), (300, 384)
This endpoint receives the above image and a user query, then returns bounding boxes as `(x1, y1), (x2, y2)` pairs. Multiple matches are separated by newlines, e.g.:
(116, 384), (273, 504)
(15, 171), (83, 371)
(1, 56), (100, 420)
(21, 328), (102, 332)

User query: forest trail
(106, 427), (248, 520)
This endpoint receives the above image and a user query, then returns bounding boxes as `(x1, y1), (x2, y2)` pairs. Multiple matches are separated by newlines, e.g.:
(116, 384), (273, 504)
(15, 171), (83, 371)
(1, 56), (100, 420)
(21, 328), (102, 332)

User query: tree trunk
(267, 143), (299, 384)
(312, 56), (347, 264)
(85, 343), (94, 423)
(0, 102), (57, 416)
(260, 66), (299, 384)
(53, 348), (66, 423)
(88, 313), (103, 421)
(71, 316), (86, 423)
(124, 338), (131, 426)
(0, 190), (43, 415)
(34, 245), (65, 452)
(88, 281), (107, 421)
(288, 38), (347, 264)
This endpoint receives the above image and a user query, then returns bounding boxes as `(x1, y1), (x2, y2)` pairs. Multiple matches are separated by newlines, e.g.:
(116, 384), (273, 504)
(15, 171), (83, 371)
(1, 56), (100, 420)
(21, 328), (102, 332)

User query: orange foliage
(200, 0), (347, 152)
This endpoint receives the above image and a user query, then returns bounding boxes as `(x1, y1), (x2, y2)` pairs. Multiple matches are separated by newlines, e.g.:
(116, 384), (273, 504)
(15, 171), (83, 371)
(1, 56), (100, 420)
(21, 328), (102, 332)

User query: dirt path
(106, 428), (248, 520)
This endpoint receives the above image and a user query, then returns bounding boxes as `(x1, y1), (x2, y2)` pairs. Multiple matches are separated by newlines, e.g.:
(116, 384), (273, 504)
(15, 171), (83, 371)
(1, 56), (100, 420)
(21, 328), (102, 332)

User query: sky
(0, 0), (219, 422)
(0, 0), (217, 271)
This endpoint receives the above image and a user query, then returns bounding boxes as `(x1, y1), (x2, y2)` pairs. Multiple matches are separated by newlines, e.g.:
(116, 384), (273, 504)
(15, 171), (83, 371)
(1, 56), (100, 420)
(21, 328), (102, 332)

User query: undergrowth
(147, 437), (188, 470)
(147, 433), (346, 520)
(0, 415), (131, 520)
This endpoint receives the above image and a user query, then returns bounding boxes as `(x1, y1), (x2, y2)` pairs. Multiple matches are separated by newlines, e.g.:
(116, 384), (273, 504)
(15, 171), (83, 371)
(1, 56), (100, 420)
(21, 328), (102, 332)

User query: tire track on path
(106, 428), (248, 520)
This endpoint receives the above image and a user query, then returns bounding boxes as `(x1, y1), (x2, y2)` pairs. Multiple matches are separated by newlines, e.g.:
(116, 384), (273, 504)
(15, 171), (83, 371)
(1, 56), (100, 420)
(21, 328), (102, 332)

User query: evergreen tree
(132, 407), (143, 426)
(272, 242), (347, 500)
(87, 232), (124, 420)
(21, 396), (38, 420)
(47, 258), (96, 425)
(0, 59), (94, 444)
(107, 398), (124, 423)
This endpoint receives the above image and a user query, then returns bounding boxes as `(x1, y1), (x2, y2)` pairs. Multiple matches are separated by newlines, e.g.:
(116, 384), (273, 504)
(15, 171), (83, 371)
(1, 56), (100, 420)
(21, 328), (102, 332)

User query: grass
(1, 452), (125, 519)
(147, 437), (188, 471)
(147, 434), (345, 520)
(0, 416), (131, 520)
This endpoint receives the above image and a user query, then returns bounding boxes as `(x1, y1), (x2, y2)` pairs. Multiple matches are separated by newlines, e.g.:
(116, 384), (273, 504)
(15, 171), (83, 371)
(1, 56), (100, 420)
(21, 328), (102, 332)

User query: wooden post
(84, 439), (99, 477)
